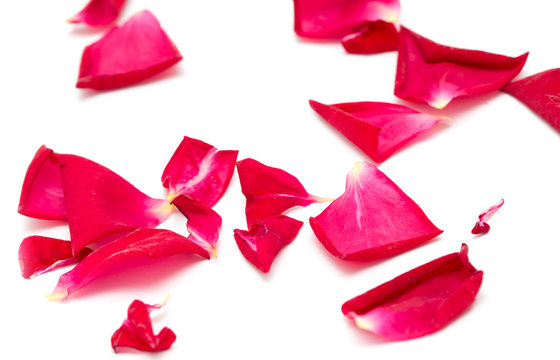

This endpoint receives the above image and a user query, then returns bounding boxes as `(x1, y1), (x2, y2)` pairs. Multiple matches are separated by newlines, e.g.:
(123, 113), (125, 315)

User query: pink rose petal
(310, 161), (442, 261)
(471, 198), (504, 235)
(68, 0), (126, 27)
(342, 244), (483, 340)
(341, 21), (399, 54)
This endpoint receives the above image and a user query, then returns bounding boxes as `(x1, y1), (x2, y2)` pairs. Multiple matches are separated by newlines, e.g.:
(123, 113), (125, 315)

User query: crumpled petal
(341, 21), (399, 54)
(162, 136), (238, 207)
(234, 216), (303, 273)
(48, 229), (210, 301)
(502, 69), (560, 133)
(111, 298), (176, 353)
(309, 100), (447, 163)
(310, 161), (442, 261)
(395, 26), (528, 109)
(342, 244), (483, 340)
(471, 198), (504, 235)
(77, 10), (182, 90)
(294, 0), (400, 39)
(68, 0), (126, 27)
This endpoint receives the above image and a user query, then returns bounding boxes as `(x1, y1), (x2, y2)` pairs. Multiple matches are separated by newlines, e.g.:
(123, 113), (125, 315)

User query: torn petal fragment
(77, 10), (182, 90)
(310, 161), (442, 261)
(309, 100), (446, 163)
(68, 0), (126, 26)
(342, 21), (399, 54)
(342, 244), (483, 340)
(471, 198), (504, 235)
(395, 27), (528, 109)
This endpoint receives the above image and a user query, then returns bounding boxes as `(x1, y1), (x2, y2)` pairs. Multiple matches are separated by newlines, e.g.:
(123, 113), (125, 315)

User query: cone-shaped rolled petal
(310, 100), (446, 163)
(342, 244), (483, 340)
(395, 27), (528, 109)
(49, 229), (210, 301)
(234, 216), (303, 273)
(294, 0), (400, 39)
(111, 299), (176, 353)
(502, 69), (560, 133)
(76, 10), (182, 90)
(471, 198), (504, 235)
(310, 161), (442, 261)
(162, 136), (238, 207)
(68, 0), (126, 26)
(341, 21), (399, 54)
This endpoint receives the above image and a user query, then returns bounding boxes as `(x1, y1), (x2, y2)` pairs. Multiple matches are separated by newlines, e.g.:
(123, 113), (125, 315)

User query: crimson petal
(68, 0), (126, 26)
(341, 21), (399, 54)
(310, 100), (446, 163)
(310, 161), (442, 261)
(77, 10), (182, 90)
(342, 244), (483, 340)
(471, 198), (504, 235)
(395, 27), (528, 109)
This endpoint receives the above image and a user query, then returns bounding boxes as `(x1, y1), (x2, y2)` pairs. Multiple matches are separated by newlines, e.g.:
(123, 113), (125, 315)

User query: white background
(2, 1), (559, 358)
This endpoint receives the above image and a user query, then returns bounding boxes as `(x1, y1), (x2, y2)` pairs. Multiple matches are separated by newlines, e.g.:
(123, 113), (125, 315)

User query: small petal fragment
(471, 198), (504, 235)
(68, 0), (126, 27)
(77, 10), (182, 90)
(310, 100), (446, 163)
(310, 161), (442, 261)
(112, 299), (176, 353)
(162, 136), (238, 207)
(395, 27), (528, 109)
(342, 21), (399, 54)
(342, 244), (483, 340)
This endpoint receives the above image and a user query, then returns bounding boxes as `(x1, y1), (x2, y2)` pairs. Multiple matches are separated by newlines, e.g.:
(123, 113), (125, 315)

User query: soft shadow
(383, 120), (452, 161)
(69, 24), (114, 36)
(294, 35), (338, 45)
(22, 218), (67, 233)
(344, 318), (390, 345)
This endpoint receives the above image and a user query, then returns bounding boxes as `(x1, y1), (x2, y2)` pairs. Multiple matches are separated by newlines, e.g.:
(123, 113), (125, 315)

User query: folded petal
(77, 10), (182, 90)
(162, 136), (238, 207)
(68, 0), (126, 26)
(342, 244), (483, 340)
(48, 229), (210, 301)
(395, 27), (528, 109)
(294, 0), (400, 39)
(310, 161), (442, 261)
(341, 21), (399, 54)
(310, 100), (446, 163)
(471, 198), (504, 235)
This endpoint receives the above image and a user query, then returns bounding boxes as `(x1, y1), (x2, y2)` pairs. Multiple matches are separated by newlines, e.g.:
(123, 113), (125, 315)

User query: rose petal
(342, 244), (483, 340)
(76, 10), (182, 90)
(162, 136), (238, 207)
(310, 161), (442, 261)
(395, 27), (528, 109)
(471, 198), (504, 235)
(341, 21), (399, 54)
(309, 100), (447, 163)
(68, 0), (126, 27)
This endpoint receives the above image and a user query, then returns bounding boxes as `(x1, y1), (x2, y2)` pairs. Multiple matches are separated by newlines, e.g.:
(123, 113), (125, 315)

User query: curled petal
(471, 198), (504, 235)
(310, 161), (442, 261)
(342, 244), (483, 340)
(68, 0), (126, 26)
(341, 21), (399, 54)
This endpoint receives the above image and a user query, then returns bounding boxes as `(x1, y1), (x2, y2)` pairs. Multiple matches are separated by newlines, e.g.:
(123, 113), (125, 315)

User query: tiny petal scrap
(342, 21), (399, 55)
(471, 198), (504, 235)
(68, 0), (126, 27)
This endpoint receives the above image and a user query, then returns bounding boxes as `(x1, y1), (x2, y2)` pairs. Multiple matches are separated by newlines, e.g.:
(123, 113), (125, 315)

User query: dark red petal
(309, 100), (446, 163)
(310, 161), (442, 261)
(68, 0), (126, 26)
(162, 136), (238, 207)
(471, 198), (504, 235)
(341, 21), (399, 54)
(342, 244), (483, 340)
(395, 27), (528, 109)
(76, 10), (182, 90)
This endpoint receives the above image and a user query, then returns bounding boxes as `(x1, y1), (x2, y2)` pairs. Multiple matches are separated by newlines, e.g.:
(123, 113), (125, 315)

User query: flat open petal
(68, 0), (126, 26)
(234, 216), (303, 273)
(342, 244), (483, 340)
(162, 136), (238, 207)
(502, 69), (560, 133)
(48, 229), (210, 301)
(395, 27), (528, 109)
(472, 198), (504, 235)
(310, 100), (446, 163)
(294, 0), (400, 39)
(341, 21), (399, 54)
(112, 298), (176, 353)
(310, 161), (442, 261)
(77, 10), (182, 90)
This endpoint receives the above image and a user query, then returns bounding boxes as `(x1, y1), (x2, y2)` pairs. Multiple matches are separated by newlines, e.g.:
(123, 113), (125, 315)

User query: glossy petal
(342, 244), (483, 340)
(502, 69), (560, 133)
(68, 0), (126, 26)
(294, 0), (400, 39)
(162, 136), (238, 207)
(342, 21), (399, 54)
(234, 216), (303, 273)
(310, 100), (446, 163)
(77, 10), (182, 90)
(310, 161), (442, 261)
(112, 298), (176, 353)
(471, 198), (504, 235)
(49, 229), (210, 301)
(395, 27), (528, 109)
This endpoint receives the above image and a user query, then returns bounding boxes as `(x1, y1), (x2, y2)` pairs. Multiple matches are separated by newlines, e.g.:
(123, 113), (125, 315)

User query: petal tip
(46, 292), (67, 302)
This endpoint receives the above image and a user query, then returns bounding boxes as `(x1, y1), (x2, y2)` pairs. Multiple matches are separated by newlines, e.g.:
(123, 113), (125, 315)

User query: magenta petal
(342, 244), (483, 340)
(49, 229), (210, 301)
(162, 136), (238, 207)
(68, 0), (126, 26)
(294, 0), (400, 39)
(341, 21), (399, 54)
(310, 100), (446, 163)
(395, 27), (528, 109)
(76, 10), (182, 90)
(310, 161), (442, 261)
(471, 198), (504, 235)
